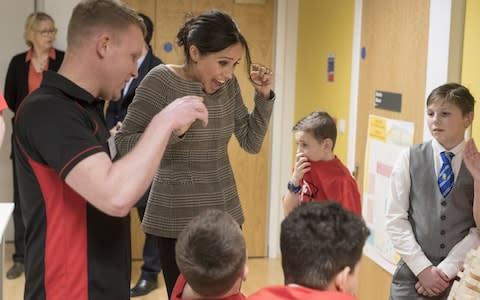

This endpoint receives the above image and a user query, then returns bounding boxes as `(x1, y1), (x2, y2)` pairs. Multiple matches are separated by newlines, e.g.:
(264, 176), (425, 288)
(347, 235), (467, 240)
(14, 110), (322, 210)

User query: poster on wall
(327, 54), (335, 82)
(362, 114), (414, 274)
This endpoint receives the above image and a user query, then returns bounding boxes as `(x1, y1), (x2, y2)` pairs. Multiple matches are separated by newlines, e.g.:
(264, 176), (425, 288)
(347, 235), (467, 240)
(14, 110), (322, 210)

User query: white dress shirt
(386, 139), (480, 279)
(122, 52), (147, 97)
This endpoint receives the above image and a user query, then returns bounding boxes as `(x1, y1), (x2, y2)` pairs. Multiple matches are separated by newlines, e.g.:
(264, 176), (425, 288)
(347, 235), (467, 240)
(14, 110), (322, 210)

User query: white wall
(42, 0), (80, 51)
(267, 0), (298, 258)
(422, 0), (466, 141)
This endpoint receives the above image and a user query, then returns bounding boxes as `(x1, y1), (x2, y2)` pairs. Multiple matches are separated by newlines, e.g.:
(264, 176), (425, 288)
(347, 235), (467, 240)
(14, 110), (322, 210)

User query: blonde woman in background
(4, 11), (64, 279)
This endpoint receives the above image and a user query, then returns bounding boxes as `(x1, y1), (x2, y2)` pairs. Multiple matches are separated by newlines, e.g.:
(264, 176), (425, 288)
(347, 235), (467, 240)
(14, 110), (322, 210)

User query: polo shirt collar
(42, 70), (100, 105)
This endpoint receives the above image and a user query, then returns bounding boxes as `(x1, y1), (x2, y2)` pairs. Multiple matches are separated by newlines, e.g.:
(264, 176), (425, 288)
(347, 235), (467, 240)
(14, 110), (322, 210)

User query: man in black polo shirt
(13, 1), (207, 300)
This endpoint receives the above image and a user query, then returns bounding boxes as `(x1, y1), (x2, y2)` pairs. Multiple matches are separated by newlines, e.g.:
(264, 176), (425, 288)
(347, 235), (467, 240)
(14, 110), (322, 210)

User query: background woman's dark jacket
(5, 49), (64, 113)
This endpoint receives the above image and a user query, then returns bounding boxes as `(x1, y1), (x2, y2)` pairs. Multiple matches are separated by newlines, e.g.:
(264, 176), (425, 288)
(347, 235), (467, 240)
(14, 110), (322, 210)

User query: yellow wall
(294, 0), (355, 162)
(462, 0), (480, 138)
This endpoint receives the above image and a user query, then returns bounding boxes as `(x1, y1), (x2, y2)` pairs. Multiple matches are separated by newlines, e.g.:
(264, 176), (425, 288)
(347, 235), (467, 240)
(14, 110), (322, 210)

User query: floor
(2, 242), (284, 299)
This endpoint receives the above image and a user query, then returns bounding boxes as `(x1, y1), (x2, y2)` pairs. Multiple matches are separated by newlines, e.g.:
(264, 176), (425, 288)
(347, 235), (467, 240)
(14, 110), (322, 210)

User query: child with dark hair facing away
(248, 201), (369, 300)
(283, 111), (361, 216)
(172, 209), (247, 300)
(386, 83), (480, 300)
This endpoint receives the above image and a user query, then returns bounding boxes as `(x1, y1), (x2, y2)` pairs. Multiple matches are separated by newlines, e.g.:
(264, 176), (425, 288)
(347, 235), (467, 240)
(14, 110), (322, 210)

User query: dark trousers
(12, 158), (25, 263)
(136, 206), (162, 281)
(157, 237), (179, 299)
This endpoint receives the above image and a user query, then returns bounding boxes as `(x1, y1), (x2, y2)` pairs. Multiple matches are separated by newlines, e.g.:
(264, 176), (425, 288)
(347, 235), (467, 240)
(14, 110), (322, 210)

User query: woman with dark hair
(4, 11), (64, 279)
(116, 9), (275, 298)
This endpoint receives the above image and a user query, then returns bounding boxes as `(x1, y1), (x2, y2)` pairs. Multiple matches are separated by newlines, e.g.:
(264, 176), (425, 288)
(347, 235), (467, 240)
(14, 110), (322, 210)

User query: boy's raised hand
(464, 139), (480, 180)
(291, 152), (311, 185)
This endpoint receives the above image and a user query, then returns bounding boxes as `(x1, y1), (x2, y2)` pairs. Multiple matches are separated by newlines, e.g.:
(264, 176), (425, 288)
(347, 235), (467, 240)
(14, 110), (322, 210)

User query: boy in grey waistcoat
(386, 83), (480, 300)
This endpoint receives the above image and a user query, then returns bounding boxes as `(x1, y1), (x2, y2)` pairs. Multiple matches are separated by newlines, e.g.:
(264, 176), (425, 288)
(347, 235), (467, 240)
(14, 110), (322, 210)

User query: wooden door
(122, 0), (156, 260)
(124, 0), (274, 259)
(354, 0), (430, 299)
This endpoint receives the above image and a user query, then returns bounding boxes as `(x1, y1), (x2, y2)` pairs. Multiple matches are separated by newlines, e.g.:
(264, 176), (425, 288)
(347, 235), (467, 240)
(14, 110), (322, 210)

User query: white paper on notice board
(362, 115), (414, 274)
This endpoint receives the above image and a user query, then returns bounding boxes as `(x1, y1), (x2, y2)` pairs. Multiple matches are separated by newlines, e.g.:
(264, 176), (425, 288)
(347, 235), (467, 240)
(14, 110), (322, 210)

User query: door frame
(266, 0), (299, 258)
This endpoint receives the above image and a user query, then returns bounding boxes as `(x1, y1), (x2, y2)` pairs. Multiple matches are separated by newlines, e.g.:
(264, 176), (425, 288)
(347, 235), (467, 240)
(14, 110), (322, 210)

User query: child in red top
(171, 209), (247, 300)
(248, 201), (369, 300)
(0, 93), (7, 147)
(283, 111), (361, 216)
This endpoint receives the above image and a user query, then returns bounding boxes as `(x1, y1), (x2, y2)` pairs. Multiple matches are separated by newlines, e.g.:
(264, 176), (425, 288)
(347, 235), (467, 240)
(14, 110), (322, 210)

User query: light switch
(338, 119), (346, 134)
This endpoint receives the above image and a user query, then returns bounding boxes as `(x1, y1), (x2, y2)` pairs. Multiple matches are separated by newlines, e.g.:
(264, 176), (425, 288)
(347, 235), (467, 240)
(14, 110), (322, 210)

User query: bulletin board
(362, 114), (414, 274)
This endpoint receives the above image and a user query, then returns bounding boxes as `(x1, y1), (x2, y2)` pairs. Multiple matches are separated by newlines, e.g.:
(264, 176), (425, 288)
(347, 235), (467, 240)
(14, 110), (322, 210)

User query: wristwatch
(287, 181), (302, 194)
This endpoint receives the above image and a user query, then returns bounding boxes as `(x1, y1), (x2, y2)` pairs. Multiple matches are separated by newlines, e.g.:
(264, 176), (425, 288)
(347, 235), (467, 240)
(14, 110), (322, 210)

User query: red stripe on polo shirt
(28, 158), (89, 300)
(59, 145), (102, 178)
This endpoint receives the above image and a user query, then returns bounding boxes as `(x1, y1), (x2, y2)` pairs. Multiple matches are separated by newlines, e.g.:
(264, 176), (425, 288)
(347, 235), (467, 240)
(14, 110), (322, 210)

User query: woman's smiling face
(190, 42), (243, 94)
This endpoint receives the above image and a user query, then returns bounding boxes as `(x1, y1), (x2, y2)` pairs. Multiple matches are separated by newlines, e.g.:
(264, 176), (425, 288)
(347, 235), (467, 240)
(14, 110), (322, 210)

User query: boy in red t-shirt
(283, 111), (361, 216)
(0, 93), (7, 147)
(171, 209), (247, 300)
(248, 201), (369, 300)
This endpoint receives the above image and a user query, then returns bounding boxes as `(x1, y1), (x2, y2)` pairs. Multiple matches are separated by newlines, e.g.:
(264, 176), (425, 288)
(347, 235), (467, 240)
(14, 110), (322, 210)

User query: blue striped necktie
(438, 151), (455, 198)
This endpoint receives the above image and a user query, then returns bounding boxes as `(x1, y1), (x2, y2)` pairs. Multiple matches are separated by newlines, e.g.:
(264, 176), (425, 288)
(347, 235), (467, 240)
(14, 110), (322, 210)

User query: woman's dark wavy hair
(176, 10), (252, 73)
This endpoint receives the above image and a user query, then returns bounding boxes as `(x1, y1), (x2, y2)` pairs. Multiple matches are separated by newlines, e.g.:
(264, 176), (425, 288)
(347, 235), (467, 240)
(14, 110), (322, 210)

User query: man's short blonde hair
(67, 0), (145, 49)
